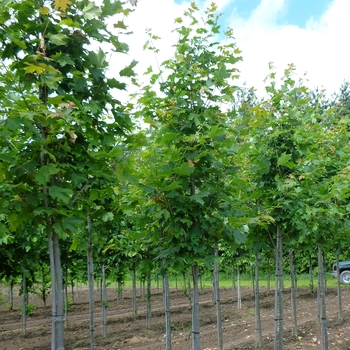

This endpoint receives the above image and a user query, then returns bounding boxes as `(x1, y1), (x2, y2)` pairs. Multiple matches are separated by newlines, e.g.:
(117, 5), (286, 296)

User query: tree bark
(132, 262), (137, 316)
(231, 265), (237, 302)
(214, 239), (223, 350)
(237, 266), (242, 309)
(254, 253), (263, 348)
(191, 264), (201, 350)
(21, 271), (27, 335)
(273, 225), (284, 350)
(146, 270), (152, 329)
(87, 214), (95, 350)
(162, 263), (172, 350)
(318, 246), (328, 350)
(102, 264), (107, 337)
(53, 231), (65, 350)
(290, 250), (297, 338)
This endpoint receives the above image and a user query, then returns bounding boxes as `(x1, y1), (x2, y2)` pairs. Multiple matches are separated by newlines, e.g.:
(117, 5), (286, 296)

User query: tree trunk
(309, 259), (314, 293)
(254, 253), (263, 348)
(237, 266), (242, 309)
(48, 232), (56, 350)
(231, 265), (237, 302)
(290, 250), (297, 338)
(188, 268), (192, 308)
(162, 263), (172, 350)
(64, 267), (69, 328)
(335, 253), (343, 321)
(102, 264), (107, 338)
(21, 271), (27, 335)
(8, 279), (14, 310)
(273, 225), (284, 350)
(318, 246), (328, 350)
(87, 214), (95, 350)
(117, 280), (123, 302)
(214, 239), (223, 350)
(146, 270), (152, 329)
(191, 264), (201, 350)
(132, 262), (137, 316)
(53, 231), (65, 350)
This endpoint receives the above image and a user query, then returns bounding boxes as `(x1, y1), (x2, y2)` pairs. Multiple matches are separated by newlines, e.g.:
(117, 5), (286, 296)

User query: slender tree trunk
(42, 265), (47, 308)
(318, 246), (328, 350)
(231, 265), (237, 302)
(335, 254), (343, 321)
(64, 267), (69, 328)
(117, 280), (122, 302)
(162, 262), (172, 350)
(132, 262), (137, 316)
(255, 253), (263, 348)
(146, 271), (152, 329)
(188, 268), (192, 308)
(214, 239), (223, 350)
(250, 264), (255, 294)
(191, 264), (201, 350)
(71, 281), (74, 304)
(48, 232), (56, 350)
(237, 266), (242, 309)
(273, 225), (283, 350)
(87, 214), (95, 350)
(53, 231), (65, 350)
(309, 259), (314, 293)
(102, 264), (107, 338)
(156, 273), (159, 292)
(21, 271), (27, 335)
(8, 280), (14, 310)
(290, 250), (297, 338)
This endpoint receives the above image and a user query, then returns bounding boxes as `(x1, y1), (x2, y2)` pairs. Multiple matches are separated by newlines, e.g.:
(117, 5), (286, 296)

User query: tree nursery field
(1, 285), (349, 350)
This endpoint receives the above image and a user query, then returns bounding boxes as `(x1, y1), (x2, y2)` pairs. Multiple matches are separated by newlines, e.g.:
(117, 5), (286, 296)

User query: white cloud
(229, 0), (350, 95)
(108, 0), (350, 100)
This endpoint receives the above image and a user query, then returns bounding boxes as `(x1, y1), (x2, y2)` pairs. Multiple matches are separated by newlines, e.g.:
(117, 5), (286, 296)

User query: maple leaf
(54, 0), (72, 12)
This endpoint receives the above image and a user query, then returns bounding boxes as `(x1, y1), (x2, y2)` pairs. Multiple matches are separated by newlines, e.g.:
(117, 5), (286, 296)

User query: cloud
(107, 0), (350, 101)
(229, 0), (350, 95)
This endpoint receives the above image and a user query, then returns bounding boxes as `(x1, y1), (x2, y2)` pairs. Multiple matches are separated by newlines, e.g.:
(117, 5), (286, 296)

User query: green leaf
(277, 152), (295, 169)
(48, 186), (74, 203)
(114, 20), (127, 29)
(52, 52), (75, 67)
(173, 162), (195, 176)
(62, 217), (84, 232)
(207, 125), (225, 138)
(8, 35), (27, 49)
(162, 181), (182, 191)
(107, 78), (126, 90)
(119, 60), (138, 77)
(190, 190), (210, 205)
(35, 164), (59, 185)
(102, 212), (114, 222)
(88, 48), (106, 68)
(33, 207), (55, 216)
(83, 3), (102, 20)
(48, 33), (68, 46)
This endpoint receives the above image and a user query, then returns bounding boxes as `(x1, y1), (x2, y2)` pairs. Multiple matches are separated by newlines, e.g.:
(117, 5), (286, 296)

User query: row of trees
(1, 1), (350, 349)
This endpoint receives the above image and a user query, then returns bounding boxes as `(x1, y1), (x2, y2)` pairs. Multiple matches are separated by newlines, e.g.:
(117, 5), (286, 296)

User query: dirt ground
(0, 283), (349, 350)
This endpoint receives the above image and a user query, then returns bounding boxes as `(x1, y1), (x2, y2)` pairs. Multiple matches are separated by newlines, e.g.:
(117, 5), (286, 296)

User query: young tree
(0, 0), (137, 348)
(136, 4), (246, 349)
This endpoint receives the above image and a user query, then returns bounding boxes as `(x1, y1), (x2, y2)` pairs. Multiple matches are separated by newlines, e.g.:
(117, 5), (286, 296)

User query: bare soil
(0, 284), (350, 349)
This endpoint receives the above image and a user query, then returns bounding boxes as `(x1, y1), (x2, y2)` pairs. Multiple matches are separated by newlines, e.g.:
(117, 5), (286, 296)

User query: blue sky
(221, 0), (332, 27)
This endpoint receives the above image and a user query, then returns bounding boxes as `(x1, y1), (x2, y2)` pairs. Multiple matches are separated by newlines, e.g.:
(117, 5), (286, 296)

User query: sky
(113, 0), (350, 97)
